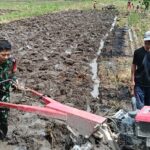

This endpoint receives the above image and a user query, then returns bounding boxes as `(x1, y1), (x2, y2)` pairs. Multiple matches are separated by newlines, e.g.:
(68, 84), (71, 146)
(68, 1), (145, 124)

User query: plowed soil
(0, 9), (132, 150)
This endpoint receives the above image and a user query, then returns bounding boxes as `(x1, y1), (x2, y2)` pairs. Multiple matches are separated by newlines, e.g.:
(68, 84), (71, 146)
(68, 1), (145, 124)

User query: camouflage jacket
(0, 57), (17, 102)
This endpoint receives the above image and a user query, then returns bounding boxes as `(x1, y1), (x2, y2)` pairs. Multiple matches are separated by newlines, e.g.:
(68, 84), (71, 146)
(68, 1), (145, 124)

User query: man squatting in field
(131, 31), (150, 109)
(0, 39), (17, 139)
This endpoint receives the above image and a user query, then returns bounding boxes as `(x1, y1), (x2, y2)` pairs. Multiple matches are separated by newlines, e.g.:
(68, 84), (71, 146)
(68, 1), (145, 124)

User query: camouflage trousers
(0, 108), (9, 138)
(0, 94), (10, 139)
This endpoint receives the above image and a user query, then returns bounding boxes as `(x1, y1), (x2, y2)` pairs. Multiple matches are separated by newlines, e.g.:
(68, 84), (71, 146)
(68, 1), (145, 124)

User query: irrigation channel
(89, 16), (117, 100)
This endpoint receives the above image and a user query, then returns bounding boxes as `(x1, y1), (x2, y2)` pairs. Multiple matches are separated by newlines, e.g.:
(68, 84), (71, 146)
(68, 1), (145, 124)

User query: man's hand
(12, 80), (29, 91)
(130, 80), (135, 96)
(14, 83), (24, 91)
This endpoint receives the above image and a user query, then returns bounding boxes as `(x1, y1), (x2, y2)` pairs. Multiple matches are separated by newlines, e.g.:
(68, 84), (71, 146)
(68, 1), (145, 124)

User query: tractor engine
(135, 106), (150, 149)
(112, 106), (150, 150)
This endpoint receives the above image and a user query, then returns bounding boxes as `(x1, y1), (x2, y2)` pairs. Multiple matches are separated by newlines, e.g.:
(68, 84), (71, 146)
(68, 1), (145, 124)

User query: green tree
(142, 0), (150, 10)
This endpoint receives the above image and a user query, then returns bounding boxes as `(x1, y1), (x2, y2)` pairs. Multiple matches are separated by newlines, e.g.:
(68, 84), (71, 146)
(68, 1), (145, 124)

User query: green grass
(128, 12), (140, 26)
(0, 0), (127, 23)
(128, 11), (150, 38)
(126, 0), (150, 38)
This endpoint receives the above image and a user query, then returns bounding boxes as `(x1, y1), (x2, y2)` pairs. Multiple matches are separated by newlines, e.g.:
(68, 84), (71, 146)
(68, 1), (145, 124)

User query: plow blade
(30, 89), (106, 136)
(47, 102), (106, 137)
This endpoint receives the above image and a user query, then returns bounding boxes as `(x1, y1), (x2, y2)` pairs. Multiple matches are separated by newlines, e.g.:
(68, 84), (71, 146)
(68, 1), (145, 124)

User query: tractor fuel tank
(135, 106), (150, 147)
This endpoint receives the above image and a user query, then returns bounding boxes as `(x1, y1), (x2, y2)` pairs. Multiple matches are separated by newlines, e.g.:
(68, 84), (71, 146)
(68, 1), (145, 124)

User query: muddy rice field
(0, 8), (134, 150)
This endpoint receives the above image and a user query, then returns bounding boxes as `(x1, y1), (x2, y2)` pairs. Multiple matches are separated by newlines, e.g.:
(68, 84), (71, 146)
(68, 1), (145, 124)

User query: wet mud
(0, 9), (132, 149)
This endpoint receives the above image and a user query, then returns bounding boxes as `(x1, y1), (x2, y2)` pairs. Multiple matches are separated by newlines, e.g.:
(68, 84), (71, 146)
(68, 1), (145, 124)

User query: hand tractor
(0, 80), (149, 150)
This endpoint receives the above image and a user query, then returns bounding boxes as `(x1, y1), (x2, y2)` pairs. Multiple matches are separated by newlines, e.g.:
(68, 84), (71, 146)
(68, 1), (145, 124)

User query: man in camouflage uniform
(0, 40), (17, 139)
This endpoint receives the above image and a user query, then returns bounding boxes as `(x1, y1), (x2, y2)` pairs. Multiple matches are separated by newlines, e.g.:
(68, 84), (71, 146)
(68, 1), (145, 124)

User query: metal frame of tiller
(0, 87), (119, 150)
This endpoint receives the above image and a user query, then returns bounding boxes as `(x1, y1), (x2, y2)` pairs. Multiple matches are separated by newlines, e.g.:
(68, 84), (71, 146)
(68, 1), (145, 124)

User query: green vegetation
(0, 0), (126, 23)
(142, 0), (150, 10)
(0, 0), (149, 39)
(128, 11), (150, 37)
